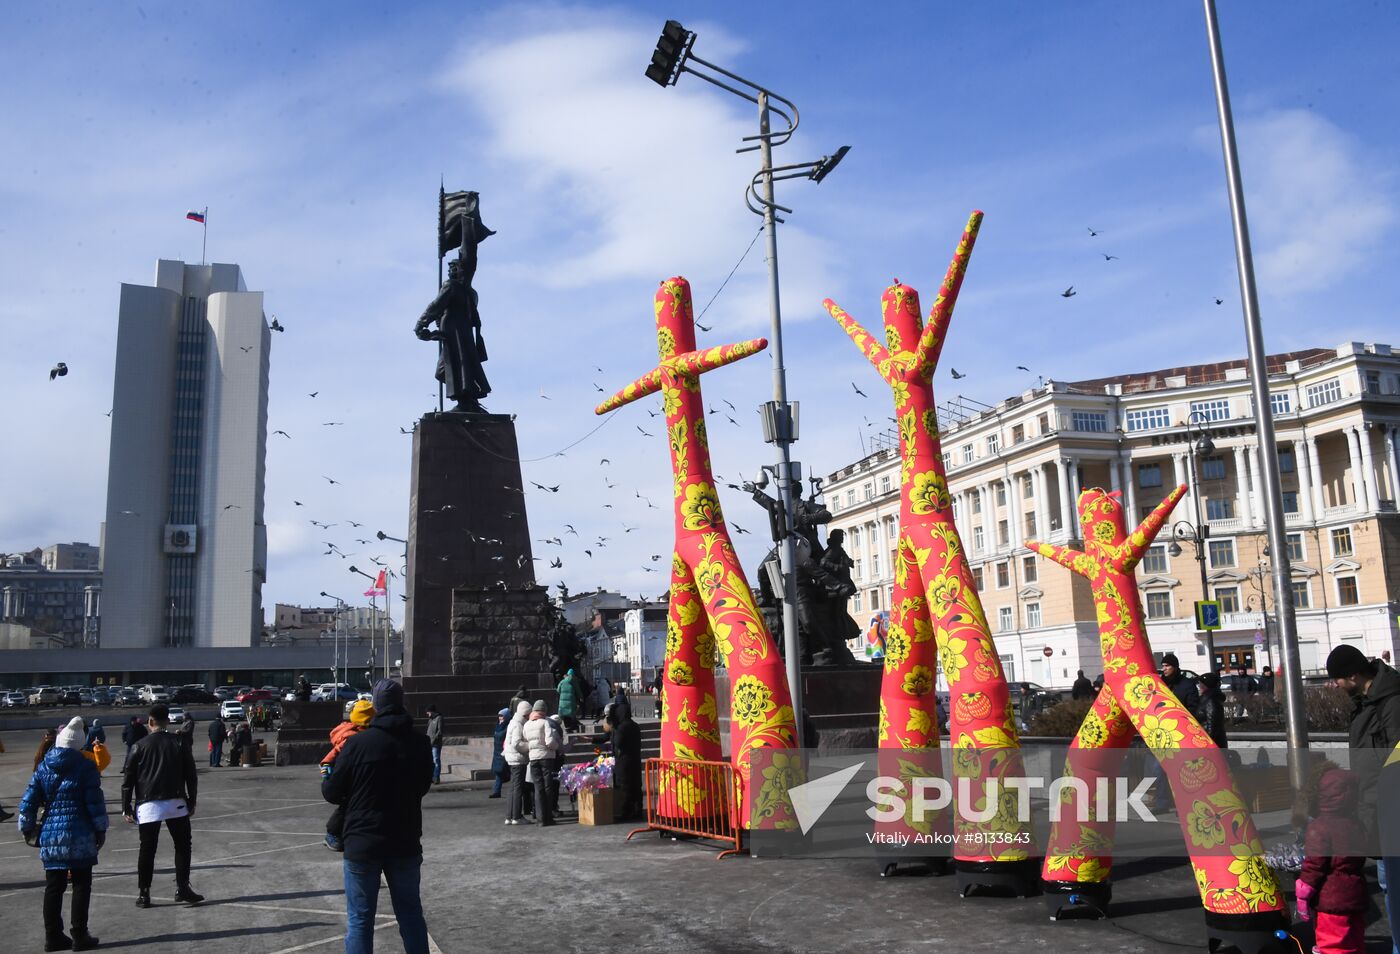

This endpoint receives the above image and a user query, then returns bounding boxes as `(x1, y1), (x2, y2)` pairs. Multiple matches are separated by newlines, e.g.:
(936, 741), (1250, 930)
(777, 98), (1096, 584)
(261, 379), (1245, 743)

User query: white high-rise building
(101, 260), (270, 649)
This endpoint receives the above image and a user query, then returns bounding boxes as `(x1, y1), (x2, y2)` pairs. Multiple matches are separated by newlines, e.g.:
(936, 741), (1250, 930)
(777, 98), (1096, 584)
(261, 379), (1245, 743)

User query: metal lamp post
(349, 566), (388, 682)
(1202, 0), (1309, 777)
(1166, 410), (1219, 668)
(320, 591), (345, 688)
(645, 19), (849, 748)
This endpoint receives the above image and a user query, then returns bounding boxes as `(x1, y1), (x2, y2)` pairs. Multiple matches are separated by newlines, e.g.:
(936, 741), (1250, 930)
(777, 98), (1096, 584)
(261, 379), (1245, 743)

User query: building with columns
(824, 341), (1400, 688)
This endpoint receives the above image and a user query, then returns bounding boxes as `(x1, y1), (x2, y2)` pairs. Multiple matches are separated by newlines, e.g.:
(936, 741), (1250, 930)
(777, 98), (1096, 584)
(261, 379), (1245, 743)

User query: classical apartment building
(825, 342), (1400, 688)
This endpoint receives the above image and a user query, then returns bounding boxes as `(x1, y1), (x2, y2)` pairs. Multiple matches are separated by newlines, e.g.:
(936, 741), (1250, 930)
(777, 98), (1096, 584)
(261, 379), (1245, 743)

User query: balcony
(1323, 504), (1358, 519)
(1205, 516), (1243, 533)
(1221, 611), (1265, 630)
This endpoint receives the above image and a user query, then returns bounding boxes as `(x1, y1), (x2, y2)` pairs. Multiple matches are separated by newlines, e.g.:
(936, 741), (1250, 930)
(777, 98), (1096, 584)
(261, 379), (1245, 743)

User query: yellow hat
(350, 699), (375, 726)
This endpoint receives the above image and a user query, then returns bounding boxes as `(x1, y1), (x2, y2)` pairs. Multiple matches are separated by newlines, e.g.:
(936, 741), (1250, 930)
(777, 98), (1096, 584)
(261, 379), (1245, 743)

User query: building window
(1138, 463), (1163, 488)
(998, 606), (1014, 632)
(870, 552), (880, 578)
(869, 589), (881, 610)
(854, 559), (863, 580)
(1286, 532), (1305, 562)
(1145, 591), (1173, 619)
(1201, 455), (1227, 480)
(961, 443), (975, 464)
(1022, 474), (1034, 499)
(971, 490), (982, 515)
(972, 566), (984, 590)
(1141, 544), (1168, 574)
(1022, 555), (1038, 583)
(1025, 602), (1042, 628)
(1025, 512), (1036, 537)
(1306, 377), (1343, 407)
(1073, 410), (1108, 432)
(987, 434), (1001, 455)
(1336, 576), (1360, 606)
(1366, 370), (1382, 394)
(942, 452), (951, 469)
(846, 490), (855, 507)
(1012, 424), (1025, 445)
(853, 592), (862, 613)
(1215, 586), (1240, 614)
(1282, 491), (1299, 514)
(830, 497), (840, 512)
(1208, 539), (1236, 568)
(1206, 497), (1234, 520)
(1278, 448), (1295, 473)
(998, 519), (1009, 547)
(1038, 412), (1051, 435)
(1330, 526), (1354, 557)
(850, 527), (861, 549)
(996, 484), (1007, 506)
(1290, 581), (1310, 609)
(1270, 392), (1293, 415)
(973, 526), (985, 554)
(880, 475), (892, 494)
(863, 482), (873, 501)
(885, 517), (897, 541)
(1190, 398), (1231, 422)
(996, 562), (1011, 588)
(1125, 407), (1170, 432)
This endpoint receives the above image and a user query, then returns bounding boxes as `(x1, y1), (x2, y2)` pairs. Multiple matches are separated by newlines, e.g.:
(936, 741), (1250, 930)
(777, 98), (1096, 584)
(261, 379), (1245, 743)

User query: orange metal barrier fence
(625, 757), (744, 859)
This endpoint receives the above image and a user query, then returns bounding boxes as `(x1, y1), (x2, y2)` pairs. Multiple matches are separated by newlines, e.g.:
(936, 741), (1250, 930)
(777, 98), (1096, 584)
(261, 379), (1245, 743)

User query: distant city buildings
(271, 602), (396, 640)
(41, 542), (100, 571)
(101, 260), (271, 650)
(0, 548), (101, 649)
(826, 341), (1400, 687)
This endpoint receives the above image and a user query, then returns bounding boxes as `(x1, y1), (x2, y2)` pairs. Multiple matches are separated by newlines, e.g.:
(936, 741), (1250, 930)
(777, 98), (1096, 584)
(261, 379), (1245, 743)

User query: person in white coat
(521, 701), (561, 827)
(502, 701), (531, 824)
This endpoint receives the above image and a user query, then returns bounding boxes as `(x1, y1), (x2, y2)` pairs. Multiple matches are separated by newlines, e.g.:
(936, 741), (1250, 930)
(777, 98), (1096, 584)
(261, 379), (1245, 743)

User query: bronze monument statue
(416, 190), (494, 413)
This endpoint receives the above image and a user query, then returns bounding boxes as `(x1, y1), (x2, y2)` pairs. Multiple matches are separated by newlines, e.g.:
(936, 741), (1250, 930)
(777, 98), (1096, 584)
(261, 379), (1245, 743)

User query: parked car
(77, 689), (95, 706)
(59, 687), (82, 706)
(113, 688), (140, 707)
(313, 683), (358, 702)
(219, 700), (246, 721)
(167, 706), (187, 724)
(237, 688), (278, 704)
(141, 686), (171, 704)
(172, 686), (217, 705)
(213, 686), (239, 701)
(89, 687), (112, 705)
(3, 691), (28, 708)
(1219, 673), (1261, 694)
(29, 686), (60, 706)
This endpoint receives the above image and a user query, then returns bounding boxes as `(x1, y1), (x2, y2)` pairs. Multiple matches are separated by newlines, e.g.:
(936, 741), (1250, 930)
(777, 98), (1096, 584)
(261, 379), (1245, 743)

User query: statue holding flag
(415, 189), (495, 413)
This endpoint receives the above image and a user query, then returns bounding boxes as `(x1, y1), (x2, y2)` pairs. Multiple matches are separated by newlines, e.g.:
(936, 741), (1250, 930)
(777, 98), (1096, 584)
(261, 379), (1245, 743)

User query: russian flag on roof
(186, 210), (205, 223)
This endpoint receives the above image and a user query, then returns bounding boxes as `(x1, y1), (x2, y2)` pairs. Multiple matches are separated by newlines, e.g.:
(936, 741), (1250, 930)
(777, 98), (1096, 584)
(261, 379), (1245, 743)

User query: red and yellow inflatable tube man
(823, 212), (1032, 889)
(1030, 486), (1286, 938)
(596, 277), (798, 831)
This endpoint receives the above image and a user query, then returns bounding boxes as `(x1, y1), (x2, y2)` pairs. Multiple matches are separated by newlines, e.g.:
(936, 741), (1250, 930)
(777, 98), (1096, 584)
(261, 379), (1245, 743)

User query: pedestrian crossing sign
(1194, 600), (1222, 631)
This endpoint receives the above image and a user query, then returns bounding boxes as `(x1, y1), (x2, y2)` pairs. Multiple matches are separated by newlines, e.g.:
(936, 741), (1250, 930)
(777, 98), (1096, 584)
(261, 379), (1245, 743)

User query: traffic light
(645, 20), (690, 87)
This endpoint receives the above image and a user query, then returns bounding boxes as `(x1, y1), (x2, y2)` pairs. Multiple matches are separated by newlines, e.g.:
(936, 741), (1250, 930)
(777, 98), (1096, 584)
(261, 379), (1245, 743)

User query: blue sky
(2, 1), (1397, 621)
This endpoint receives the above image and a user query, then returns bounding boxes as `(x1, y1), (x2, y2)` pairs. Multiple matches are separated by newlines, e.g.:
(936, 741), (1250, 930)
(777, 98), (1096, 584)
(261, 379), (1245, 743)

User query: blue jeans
(343, 856), (429, 954)
(210, 742), (223, 767)
(1379, 858), (1400, 954)
(431, 745), (442, 783)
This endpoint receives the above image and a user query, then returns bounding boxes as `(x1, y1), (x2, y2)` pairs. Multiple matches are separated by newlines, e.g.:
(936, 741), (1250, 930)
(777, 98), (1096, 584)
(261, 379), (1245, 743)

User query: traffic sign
(1194, 600), (1222, 632)
(1042, 646), (1054, 658)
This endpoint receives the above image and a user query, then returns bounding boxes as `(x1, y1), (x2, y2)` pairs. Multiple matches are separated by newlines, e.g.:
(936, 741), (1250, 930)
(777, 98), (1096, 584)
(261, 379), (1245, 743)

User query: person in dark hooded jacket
(20, 716), (108, 951)
(321, 679), (433, 954)
(1297, 768), (1368, 953)
(1194, 672), (1228, 749)
(489, 708), (511, 798)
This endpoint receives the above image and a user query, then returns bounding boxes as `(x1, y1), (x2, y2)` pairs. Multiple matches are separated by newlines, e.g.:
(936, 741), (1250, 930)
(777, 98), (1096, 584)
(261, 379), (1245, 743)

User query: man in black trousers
(121, 704), (202, 908)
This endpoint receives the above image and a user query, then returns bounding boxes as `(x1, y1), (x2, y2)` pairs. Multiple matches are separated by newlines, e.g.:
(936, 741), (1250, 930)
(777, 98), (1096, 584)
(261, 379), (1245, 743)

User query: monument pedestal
(401, 411), (554, 734)
(714, 662), (882, 750)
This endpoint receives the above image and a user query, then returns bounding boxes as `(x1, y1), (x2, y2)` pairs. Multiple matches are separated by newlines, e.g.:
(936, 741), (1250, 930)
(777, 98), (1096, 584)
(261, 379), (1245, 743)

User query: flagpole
(201, 206), (208, 265)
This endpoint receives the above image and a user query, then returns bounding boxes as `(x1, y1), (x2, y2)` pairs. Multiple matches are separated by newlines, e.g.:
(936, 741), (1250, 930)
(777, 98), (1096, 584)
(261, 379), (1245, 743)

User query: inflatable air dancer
(823, 212), (1033, 893)
(1030, 486), (1289, 952)
(596, 278), (799, 831)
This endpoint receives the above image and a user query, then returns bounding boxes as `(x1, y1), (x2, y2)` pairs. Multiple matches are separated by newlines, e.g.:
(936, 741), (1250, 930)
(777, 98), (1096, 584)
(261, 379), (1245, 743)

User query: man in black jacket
(611, 708), (643, 821)
(208, 717), (228, 767)
(1194, 672), (1228, 748)
(1160, 653), (1200, 711)
(322, 679), (433, 954)
(120, 716), (147, 770)
(121, 704), (202, 908)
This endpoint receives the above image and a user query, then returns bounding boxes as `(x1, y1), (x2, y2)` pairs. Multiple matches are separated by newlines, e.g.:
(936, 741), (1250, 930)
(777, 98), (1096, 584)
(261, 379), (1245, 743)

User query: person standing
(612, 684), (631, 723)
(1070, 670), (1094, 701)
(508, 684), (529, 716)
(610, 705), (643, 821)
(425, 705), (443, 785)
(545, 713), (568, 814)
(121, 704), (202, 909)
(320, 679), (433, 954)
(1159, 653), (1200, 710)
(556, 671), (580, 732)
(178, 714), (195, 759)
(120, 717), (146, 771)
(522, 701), (560, 827)
(84, 719), (106, 751)
(1296, 768), (1368, 954)
(652, 671), (664, 719)
(208, 717), (227, 768)
(502, 701), (531, 824)
(1328, 645), (1400, 954)
(489, 708), (510, 799)
(19, 716), (108, 952)
(1195, 673), (1228, 749)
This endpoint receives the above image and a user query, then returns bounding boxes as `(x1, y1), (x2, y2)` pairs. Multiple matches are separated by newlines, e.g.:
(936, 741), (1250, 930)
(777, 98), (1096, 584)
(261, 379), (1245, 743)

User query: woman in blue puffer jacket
(20, 716), (108, 952)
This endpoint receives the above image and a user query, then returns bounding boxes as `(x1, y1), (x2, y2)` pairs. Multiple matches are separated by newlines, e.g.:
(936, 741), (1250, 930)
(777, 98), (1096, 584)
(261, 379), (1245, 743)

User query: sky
(2, 1), (1397, 625)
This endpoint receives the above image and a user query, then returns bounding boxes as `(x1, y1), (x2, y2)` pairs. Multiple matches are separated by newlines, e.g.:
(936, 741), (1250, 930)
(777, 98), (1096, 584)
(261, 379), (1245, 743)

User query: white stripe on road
(266, 921), (395, 954)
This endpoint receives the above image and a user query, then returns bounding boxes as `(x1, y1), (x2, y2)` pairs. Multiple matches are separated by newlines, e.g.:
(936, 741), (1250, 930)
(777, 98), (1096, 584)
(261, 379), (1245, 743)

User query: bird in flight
(636, 426), (652, 437)
(1215, 298), (1224, 305)
(1101, 253), (1119, 261)
(540, 390), (551, 400)
(223, 504), (241, 510)
(530, 482), (560, 493)
(308, 392), (318, 398)
(270, 317), (285, 332)
(399, 427), (412, 435)
(239, 345), (253, 353)
(851, 382), (867, 398)
(322, 476), (340, 485)
(645, 409), (660, 418)
(584, 549), (593, 558)
(950, 368), (966, 380)
(1017, 365), (1032, 373)
(696, 320), (712, 332)
(348, 521), (363, 527)
(1061, 286), (1077, 298)
(723, 399), (735, 411)
(310, 520), (336, 529)
(273, 430), (290, 438)
(1087, 227), (1099, 237)
(593, 383), (605, 393)
(49, 362), (68, 381)
(294, 500), (304, 507)
(732, 523), (750, 535)
(549, 558), (563, 569)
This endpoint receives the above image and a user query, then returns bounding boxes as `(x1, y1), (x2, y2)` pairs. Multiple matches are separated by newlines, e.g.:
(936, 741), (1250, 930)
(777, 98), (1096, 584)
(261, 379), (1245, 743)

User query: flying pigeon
(49, 363), (68, 381)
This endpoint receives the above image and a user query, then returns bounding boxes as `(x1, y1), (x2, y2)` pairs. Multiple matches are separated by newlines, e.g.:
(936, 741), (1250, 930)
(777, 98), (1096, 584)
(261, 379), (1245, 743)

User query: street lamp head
(810, 145), (850, 183)
(645, 20), (691, 87)
(376, 531), (387, 541)
(1196, 435), (1215, 456)
(348, 565), (359, 575)
(1168, 541), (1183, 558)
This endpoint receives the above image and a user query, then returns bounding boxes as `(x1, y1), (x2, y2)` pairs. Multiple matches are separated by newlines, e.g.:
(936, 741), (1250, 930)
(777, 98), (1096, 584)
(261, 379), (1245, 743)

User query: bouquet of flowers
(559, 755), (614, 794)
